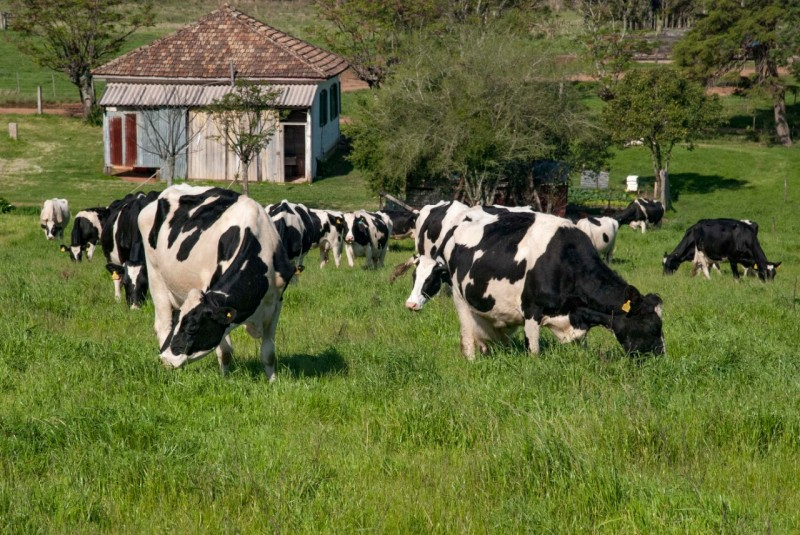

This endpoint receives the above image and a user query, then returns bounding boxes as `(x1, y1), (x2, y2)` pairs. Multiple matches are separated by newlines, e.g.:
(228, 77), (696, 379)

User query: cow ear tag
(226, 312), (232, 319)
(753, 264), (758, 270)
(621, 300), (631, 313)
(336, 218), (341, 224)
(111, 271), (120, 281)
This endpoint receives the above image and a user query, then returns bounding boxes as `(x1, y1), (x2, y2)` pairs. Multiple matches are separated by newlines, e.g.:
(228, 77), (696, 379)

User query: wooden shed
(92, 4), (348, 183)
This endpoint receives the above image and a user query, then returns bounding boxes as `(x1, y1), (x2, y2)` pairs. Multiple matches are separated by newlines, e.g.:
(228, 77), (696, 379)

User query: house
(92, 4), (349, 183)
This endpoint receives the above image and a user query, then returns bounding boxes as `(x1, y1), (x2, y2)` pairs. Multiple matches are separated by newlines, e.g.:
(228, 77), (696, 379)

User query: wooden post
(52, 74), (56, 97)
(380, 192), (416, 212)
(37, 86), (42, 114)
(8, 123), (18, 140)
(0, 12), (8, 31)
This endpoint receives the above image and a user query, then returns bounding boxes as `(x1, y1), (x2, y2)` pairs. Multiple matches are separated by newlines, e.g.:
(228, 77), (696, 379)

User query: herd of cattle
(37, 187), (780, 378)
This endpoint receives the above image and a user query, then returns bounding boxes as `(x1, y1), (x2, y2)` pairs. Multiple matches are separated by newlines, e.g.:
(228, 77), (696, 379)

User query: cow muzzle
(405, 300), (423, 311)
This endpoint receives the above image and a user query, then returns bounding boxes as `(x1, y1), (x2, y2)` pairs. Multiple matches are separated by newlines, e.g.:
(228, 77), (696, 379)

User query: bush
(0, 197), (15, 213)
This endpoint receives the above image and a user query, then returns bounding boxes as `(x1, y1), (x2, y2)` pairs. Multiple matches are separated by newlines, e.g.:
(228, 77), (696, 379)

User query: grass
(1, 110), (800, 531)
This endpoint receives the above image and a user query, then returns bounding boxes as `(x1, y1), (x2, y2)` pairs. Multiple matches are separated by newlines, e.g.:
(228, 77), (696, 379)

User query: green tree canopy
(10, 0), (154, 121)
(603, 66), (720, 208)
(347, 26), (604, 205)
(673, 0), (800, 146)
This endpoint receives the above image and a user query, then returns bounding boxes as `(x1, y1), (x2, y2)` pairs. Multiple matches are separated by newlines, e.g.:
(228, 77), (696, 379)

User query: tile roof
(99, 82), (317, 108)
(93, 4), (348, 82)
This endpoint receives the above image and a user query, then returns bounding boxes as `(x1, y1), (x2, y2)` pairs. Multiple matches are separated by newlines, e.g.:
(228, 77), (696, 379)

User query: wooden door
(109, 117), (123, 166)
(283, 125), (305, 179)
(124, 113), (137, 166)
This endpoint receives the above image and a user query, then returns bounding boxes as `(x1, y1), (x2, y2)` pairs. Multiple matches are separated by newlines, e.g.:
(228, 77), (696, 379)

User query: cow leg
(113, 277), (122, 302)
(523, 318), (541, 354)
(729, 260), (741, 279)
(147, 263), (174, 351)
(345, 243), (355, 268)
(260, 303), (282, 382)
(319, 242), (330, 268)
(216, 334), (234, 375)
(332, 242), (342, 268)
(452, 291), (477, 360)
(86, 243), (96, 262)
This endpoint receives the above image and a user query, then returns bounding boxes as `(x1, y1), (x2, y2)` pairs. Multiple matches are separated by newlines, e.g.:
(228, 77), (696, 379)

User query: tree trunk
(772, 91), (792, 147)
(241, 160), (250, 196)
(659, 169), (671, 209)
(78, 73), (95, 121)
(163, 155), (175, 187)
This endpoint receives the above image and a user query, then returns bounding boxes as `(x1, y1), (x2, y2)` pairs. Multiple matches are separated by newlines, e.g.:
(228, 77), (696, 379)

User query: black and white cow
(101, 191), (159, 308)
(405, 208), (665, 358)
(576, 216), (619, 263)
(308, 208), (345, 268)
(40, 198), (70, 240)
(343, 210), (393, 268)
(380, 208), (419, 240)
(663, 218), (780, 281)
(63, 207), (109, 262)
(139, 185), (294, 379)
(615, 198), (664, 233)
(267, 200), (314, 273)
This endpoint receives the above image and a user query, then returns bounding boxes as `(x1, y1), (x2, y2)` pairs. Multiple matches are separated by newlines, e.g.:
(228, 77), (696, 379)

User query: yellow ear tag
(336, 218), (342, 225)
(621, 300), (631, 313)
(753, 264), (758, 270)
(226, 312), (232, 319)
(111, 272), (120, 281)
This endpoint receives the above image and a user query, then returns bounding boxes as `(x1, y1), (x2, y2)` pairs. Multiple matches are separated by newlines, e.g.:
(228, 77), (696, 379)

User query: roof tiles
(93, 4), (348, 81)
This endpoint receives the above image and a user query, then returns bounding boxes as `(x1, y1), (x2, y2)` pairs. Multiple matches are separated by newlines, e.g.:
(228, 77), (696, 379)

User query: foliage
(673, 0), (800, 146)
(347, 26), (606, 205)
(9, 0), (154, 120)
(603, 67), (721, 207)
(312, 0), (550, 89)
(205, 82), (284, 197)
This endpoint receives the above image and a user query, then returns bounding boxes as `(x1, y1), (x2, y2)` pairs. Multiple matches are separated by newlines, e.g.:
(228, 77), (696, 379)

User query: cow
(343, 210), (393, 268)
(138, 185), (294, 379)
(266, 200), (314, 274)
(101, 191), (159, 308)
(615, 198), (664, 233)
(307, 208), (345, 268)
(663, 218), (780, 281)
(404, 208), (665, 358)
(40, 198), (70, 240)
(62, 207), (109, 262)
(575, 216), (619, 263)
(380, 208), (419, 240)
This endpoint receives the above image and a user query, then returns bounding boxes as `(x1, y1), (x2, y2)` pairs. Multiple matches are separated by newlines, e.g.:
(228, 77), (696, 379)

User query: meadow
(1, 109), (800, 532)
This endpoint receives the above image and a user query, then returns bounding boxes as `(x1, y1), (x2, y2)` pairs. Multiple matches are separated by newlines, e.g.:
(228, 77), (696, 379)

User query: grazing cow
(576, 216), (619, 263)
(63, 207), (109, 262)
(663, 218), (780, 281)
(343, 210), (393, 268)
(405, 209), (665, 358)
(101, 191), (159, 308)
(40, 198), (70, 240)
(267, 200), (313, 273)
(380, 208), (419, 240)
(139, 185), (294, 379)
(616, 198), (664, 233)
(308, 208), (345, 268)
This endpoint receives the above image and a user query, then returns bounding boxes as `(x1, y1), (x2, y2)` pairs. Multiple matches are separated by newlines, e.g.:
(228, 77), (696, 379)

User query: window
(319, 89), (328, 127)
(329, 83), (339, 120)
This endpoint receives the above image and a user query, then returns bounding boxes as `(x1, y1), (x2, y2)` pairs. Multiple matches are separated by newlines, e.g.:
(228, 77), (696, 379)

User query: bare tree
(205, 82), (283, 196)
(136, 87), (206, 186)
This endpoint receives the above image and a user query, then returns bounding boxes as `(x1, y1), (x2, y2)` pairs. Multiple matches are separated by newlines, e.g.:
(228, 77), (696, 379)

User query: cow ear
(106, 263), (123, 276)
(216, 307), (237, 325)
(774, 262), (782, 269)
(622, 286), (642, 313)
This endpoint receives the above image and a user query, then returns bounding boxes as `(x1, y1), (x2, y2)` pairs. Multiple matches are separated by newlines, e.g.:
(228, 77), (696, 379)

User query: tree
(603, 67), (721, 209)
(10, 0), (154, 121)
(347, 26), (602, 205)
(205, 82), (283, 197)
(674, 0), (800, 146)
(136, 88), (206, 187)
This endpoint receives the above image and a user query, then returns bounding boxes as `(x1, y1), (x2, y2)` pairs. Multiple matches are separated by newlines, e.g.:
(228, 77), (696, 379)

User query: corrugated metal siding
(100, 83), (317, 108)
(137, 109), (188, 178)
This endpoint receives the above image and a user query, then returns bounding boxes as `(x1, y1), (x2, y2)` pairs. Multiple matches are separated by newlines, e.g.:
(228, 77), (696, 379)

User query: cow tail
(389, 256), (415, 284)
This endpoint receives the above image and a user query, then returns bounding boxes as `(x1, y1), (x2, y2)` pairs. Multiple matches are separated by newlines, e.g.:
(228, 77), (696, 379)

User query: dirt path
(0, 104), (83, 117)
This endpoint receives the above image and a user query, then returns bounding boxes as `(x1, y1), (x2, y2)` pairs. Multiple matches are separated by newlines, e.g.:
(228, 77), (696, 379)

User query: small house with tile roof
(93, 4), (348, 183)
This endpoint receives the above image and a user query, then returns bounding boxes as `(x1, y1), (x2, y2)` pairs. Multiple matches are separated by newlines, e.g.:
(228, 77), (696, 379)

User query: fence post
(37, 86), (43, 114)
(9, 123), (18, 140)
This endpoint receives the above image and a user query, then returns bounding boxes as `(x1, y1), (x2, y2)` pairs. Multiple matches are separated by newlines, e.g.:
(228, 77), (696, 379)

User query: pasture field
(2, 112), (800, 532)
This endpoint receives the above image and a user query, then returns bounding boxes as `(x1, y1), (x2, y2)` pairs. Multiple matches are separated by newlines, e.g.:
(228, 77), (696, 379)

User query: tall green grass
(2, 122), (800, 530)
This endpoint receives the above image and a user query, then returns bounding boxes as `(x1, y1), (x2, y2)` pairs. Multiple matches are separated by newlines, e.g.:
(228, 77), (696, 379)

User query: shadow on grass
(313, 148), (354, 183)
(389, 240), (415, 253)
(670, 172), (748, 198)
(240, 346), (348, 378)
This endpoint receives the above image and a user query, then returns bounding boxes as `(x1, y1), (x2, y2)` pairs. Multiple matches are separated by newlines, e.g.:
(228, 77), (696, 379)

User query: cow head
(609, 287), (665, 355)
(66, 243), (94, 262)
(159, 289), (237, 368)
(41, 221), (61, 240)
(662, 252), (681, 275)
(106, 262), (149, 309)
(755, 261), (781, 281)
(344, 213), (370, 246)
(405, 255), (450, 311)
